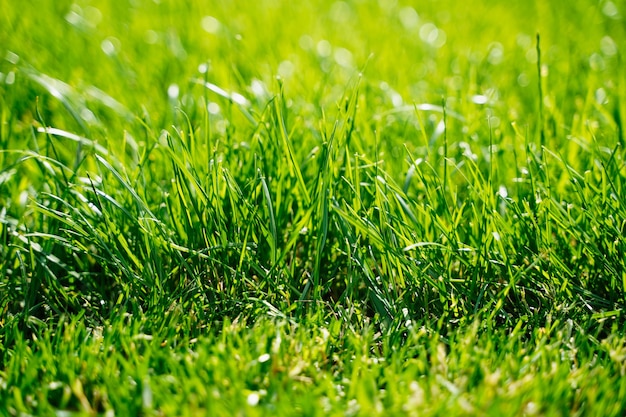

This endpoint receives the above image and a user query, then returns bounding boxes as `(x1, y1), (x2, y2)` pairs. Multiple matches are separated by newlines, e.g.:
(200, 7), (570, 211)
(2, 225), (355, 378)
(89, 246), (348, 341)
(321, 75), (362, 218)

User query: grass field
(1, 0), (626, 415)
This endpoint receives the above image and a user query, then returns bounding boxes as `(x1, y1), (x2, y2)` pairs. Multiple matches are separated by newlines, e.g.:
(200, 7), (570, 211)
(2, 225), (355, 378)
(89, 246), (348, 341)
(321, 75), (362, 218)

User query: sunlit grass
(1, 0), (625, 415)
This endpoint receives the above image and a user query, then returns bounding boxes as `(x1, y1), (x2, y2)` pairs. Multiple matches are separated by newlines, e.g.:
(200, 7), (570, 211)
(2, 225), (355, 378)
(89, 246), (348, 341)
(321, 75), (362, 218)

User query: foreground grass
(4, 314), (626, 416)
(1, 0), (626, 414)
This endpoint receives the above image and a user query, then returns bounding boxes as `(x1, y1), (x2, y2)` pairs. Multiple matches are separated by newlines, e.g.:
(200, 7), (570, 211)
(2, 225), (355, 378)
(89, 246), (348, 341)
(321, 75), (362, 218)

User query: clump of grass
(1, 0), (625, 414)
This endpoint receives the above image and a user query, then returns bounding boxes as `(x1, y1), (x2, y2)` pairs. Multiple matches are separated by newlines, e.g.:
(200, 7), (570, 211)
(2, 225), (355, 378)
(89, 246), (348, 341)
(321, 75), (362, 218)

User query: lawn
(1, 0), (625, 415)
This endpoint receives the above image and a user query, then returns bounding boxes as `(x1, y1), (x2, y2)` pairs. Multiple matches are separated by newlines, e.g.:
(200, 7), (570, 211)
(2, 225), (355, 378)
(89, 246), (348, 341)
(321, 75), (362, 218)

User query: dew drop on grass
(589, 53), (606, 72)
(472, 95), (488, 105)
(168, 84), (179, 100)
(390, 92), (403, 107)
(250, 79), (267, 99)
(247, 392), (260, 406)
(65, 6), (83, 27)
(602, 1), (620, 19)
(498, 185), (508, 199)
(333, 47), (353, 68)
(595, 88), (608, 105)
(317, 40), (332, 57)
(201, 16), (221, 34)
(601, 36), (617, 56)
(399, 6), (419, 29)
(198, 63), (209, 74)
(278, 60), (295, 78)
(208, 102), (220, 114)
(419, 23), (446, 48)
(101, 37), (120, 56)
(65, 4), (101, 29)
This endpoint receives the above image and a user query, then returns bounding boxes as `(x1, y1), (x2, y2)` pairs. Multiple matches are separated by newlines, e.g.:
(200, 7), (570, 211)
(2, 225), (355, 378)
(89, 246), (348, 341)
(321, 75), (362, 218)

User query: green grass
(4, 315), (626, 416)
(1, 0), (625, 415)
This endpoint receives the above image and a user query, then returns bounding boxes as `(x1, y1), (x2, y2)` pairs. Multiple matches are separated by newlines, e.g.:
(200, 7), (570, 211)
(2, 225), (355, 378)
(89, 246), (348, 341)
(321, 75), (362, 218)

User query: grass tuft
(1, 0), (625, 414)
